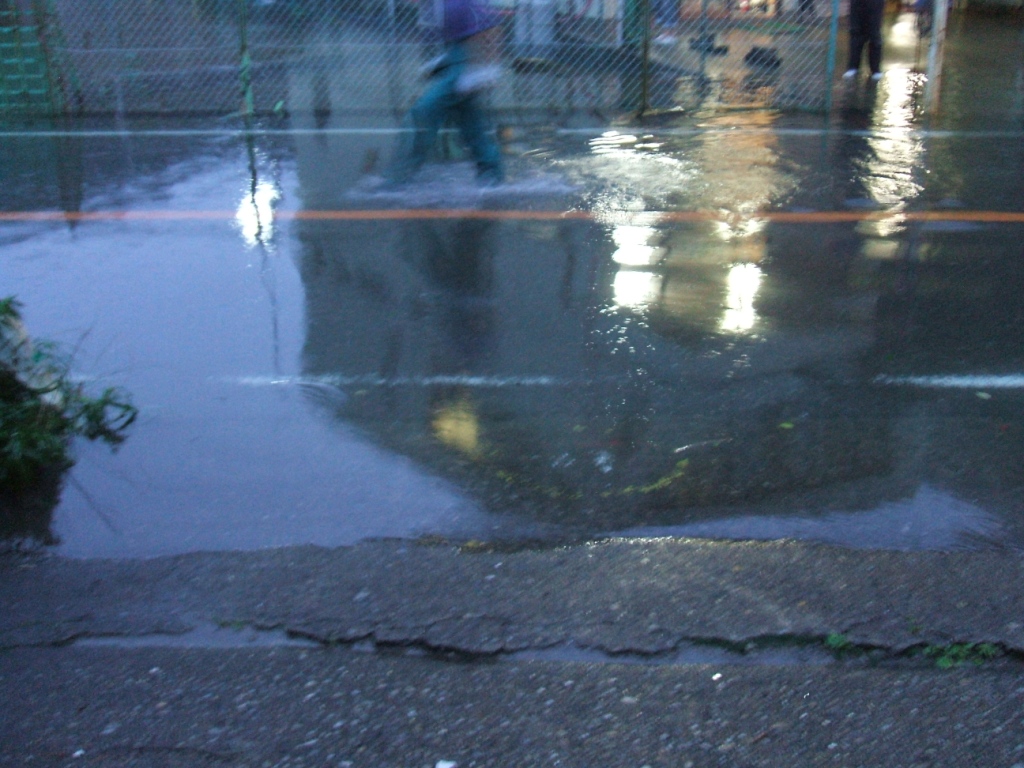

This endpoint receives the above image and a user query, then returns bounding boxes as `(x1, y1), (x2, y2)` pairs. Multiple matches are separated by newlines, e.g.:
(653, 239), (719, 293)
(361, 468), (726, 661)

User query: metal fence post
(824, 0), (839, 112)
(238, 0), (254, 117)
(639, 0), (651, 116)
(923, 0), (947, 113)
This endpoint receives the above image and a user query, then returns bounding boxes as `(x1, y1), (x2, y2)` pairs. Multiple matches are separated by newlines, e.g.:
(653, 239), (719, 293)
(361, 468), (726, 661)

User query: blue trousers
(393, 48), (504, 183)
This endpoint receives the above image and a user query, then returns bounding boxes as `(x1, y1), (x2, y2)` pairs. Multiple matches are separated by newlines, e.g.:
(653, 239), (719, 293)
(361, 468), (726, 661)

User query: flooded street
(2, 14), (1022, 558)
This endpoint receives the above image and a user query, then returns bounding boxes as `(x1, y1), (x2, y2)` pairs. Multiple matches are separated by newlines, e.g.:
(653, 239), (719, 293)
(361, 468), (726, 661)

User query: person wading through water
(390, 0), (505, 185)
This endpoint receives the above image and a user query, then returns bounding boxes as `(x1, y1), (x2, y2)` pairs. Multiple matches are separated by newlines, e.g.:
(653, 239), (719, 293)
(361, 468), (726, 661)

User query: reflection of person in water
(390, 0), (505, 185)
(416, 218), (497, 371)
(411, 219), (498, 457)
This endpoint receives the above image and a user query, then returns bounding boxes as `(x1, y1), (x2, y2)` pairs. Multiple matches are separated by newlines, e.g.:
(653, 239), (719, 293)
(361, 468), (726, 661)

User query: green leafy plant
(0, 297), (137, 494)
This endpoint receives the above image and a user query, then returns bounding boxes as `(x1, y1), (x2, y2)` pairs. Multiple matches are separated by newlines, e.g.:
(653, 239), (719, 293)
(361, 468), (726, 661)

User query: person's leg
(391, 72), (459, 182)
(452, 94), (504, 184)
(865, 0), (885, 74)
(846, 0), (868, 72)
(846, 33), (867, 72)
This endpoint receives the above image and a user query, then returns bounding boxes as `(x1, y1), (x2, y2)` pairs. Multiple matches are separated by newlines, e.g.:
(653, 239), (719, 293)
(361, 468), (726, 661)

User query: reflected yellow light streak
(890, 17), (918, 45)
(861, 239), (901, 260)
(720, 263), (763, 334)
(715, 216), (767, 241)
(865, 67), (925, 236)
(613, 270), (662, 310)
(432, 397), (481, 457)
(236, 180), (280, 248)
(612, 225), (662, 266)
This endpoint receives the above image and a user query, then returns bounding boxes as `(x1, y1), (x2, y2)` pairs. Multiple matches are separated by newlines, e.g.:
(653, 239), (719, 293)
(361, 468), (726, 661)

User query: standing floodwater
(1, 10), (1022, 558)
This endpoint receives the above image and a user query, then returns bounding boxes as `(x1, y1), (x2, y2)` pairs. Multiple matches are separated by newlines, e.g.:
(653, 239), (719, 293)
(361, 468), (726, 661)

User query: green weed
(1, 297), (137, 494)
(824, 632), (857, 657)
(922, 643), (1000, 669)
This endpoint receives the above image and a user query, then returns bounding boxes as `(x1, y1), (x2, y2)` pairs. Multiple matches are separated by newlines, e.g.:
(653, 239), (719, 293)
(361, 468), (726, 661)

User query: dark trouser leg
(847, 0), (867, 71)
(847, 29), (867, 71)
(452, 94), (503, 183)
(390, 74), (455, 182)
(848, 0), (885, 73)
(865, 0), (885, 74)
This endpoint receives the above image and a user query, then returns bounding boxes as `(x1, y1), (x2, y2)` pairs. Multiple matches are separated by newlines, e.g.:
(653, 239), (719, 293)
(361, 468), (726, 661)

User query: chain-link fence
(1, 0), (78, 113)
(3, 0), (850, 118)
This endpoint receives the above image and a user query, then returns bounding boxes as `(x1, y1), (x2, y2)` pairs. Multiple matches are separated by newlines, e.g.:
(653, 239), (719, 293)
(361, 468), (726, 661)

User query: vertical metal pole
(824, 0), (839, 112)
(923, 0), (947, 114)
(639, 0), (651, 115)
(1015, 28), (1024, 118)
(239, 0), (254, 117)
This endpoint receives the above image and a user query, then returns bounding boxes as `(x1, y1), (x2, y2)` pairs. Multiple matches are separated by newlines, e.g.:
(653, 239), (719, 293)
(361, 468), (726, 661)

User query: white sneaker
(870, 71), (883, 80)
(842, 69), (858, 79)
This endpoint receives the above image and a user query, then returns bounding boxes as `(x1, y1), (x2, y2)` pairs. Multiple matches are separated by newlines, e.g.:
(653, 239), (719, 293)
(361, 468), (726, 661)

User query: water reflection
(419, 219), (498, 461)
(0, 119), (84, 223)
(611, 485), (1003, 551)
(613, 269), (662, 311)
(611, 224), (663, 267)
(236, 178), (281, 248)
(281, 91), (1024, 552)
(294, 111), (914, 540)
(719, 262), (763, 334)
(5, 59), (1021, 554)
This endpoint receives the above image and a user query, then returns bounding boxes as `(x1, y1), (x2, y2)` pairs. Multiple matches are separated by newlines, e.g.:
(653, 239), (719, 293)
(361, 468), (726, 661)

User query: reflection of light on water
(236, 180), (280, 247)
(432, 397), (481, 457)
(607, 485), (1002, 551)
(612, 225), (661, 266)
(865, 68), (925, 237)
(602, 209), (666, 310)
(562, 131), (696, 207)
(613, 270), (661, 310)
(595, 208), (661, 227)
(589, 131), (639, 155)
(696, 113), (793, 226)
(889, 16), (917, 46)
(714, 215), (767, 241)
(720, 263), (762, 333)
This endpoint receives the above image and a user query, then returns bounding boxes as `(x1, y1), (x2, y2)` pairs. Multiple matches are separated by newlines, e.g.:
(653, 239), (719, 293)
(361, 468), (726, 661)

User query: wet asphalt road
(3, 12), (1024, 768)
(5, 538), (1024, 767)
(1, 13), (1023, 558)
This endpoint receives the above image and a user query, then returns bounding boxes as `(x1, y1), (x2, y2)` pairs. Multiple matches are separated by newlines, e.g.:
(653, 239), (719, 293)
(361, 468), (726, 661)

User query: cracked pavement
(4, 539), (1024, 654)
(4, 539), (1024, 766)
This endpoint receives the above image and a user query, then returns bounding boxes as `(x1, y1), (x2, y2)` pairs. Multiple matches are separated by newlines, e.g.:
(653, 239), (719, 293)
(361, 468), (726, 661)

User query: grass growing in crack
(824, 632), (858, 658)
(920, 643), (1000, 669)
(1, 297), (136, 498)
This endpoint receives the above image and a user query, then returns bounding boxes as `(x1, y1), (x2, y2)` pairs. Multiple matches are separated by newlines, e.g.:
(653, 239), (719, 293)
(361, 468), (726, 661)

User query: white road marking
(875, 374), (1024, 388)
(1, 128), (1021, 139)
(223, 374), (566, 388)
